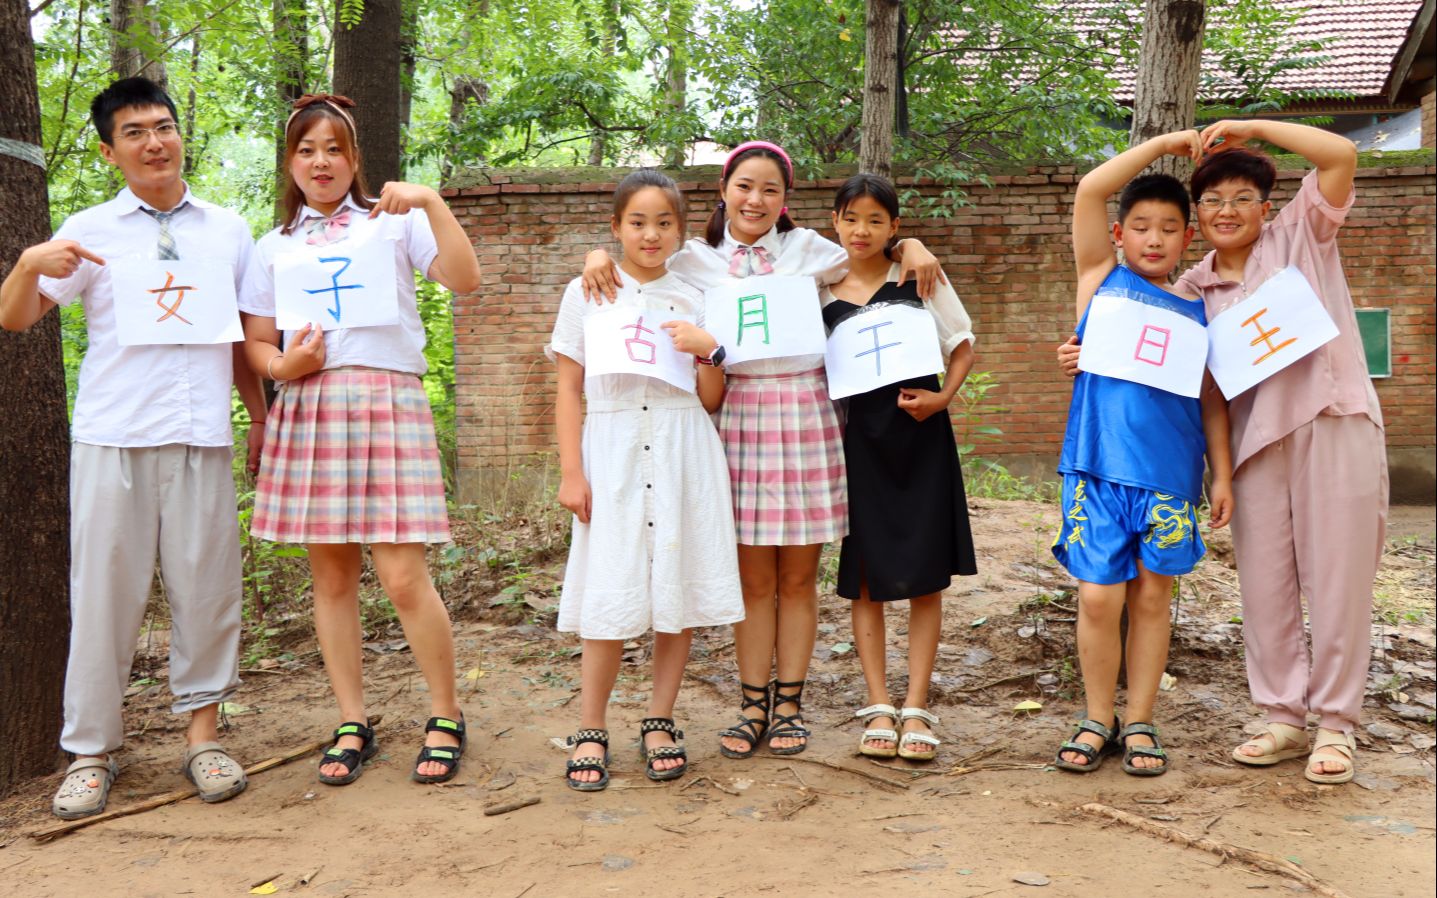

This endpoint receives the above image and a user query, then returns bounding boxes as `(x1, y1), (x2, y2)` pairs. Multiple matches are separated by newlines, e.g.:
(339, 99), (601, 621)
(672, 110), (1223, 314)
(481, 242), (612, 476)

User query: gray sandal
(1054, 717), (1120, 773)
(53, 756), (120, 820)
(184, 742), (248, 802)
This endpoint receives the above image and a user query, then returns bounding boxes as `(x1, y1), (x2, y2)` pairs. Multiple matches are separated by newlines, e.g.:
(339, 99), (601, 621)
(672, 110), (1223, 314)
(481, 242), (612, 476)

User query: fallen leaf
(220, 702), (253, 716)
(249, 883), (279, 895)
(831, 642), (853, 655)
(464, 667), (485, 680)
(1013, 871), (1050, 886)
(1158, 672), (1177, 691)
(1013, 700), (1042, 713)
(970, 616), (988, 628)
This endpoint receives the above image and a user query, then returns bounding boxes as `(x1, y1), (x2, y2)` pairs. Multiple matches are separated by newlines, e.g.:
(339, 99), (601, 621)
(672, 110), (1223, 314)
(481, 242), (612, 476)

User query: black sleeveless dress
(822, 280), (977, 601)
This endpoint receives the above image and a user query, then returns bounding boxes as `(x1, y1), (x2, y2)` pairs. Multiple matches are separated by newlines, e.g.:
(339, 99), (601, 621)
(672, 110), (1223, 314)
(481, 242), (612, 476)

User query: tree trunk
(443, 76), (488, 183)
(1130, 0), (1206, 179)
(662, 0), (693, 168)
(109, 0), (167, 88)
(0, 0), (72, 795)
(860, 0), (901, 177)
(273, 0), (307, 224)
(182, 34), (199, 175)
(588, 0), (620, 166)
(333, 0), (403, 187)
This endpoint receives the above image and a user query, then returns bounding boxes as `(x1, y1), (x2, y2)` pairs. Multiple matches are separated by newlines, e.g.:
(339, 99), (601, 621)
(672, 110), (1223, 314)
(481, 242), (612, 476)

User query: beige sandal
(183, 742), (248, 803)
(897, 707), (941, 761)
(1232, 722), (1307, 766)
(1305, 729), (1356, 785)
(53, 756), (119, 820)
(854, 704), (899, 758)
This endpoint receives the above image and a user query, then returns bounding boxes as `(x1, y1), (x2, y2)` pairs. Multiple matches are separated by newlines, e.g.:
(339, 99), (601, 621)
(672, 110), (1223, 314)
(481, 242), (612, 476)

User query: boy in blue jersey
(1050, 132), (1234, 776)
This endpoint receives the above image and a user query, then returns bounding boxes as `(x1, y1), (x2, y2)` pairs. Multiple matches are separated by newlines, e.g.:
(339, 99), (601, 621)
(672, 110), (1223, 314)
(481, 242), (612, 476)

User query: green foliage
(953, 371), (1058, 502)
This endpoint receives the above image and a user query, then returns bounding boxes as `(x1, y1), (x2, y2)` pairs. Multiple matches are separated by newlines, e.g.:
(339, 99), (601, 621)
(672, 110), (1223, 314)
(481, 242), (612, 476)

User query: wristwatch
(696, 344), (726, 367)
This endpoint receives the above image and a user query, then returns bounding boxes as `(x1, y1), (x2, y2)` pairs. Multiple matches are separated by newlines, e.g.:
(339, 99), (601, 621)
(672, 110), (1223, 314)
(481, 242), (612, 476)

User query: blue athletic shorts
(1050, 474), (1205, 585)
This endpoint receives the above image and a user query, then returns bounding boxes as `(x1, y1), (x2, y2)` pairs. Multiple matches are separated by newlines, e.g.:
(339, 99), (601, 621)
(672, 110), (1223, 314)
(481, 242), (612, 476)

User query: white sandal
(1231, 722), (1307, 766)
(183, 742), (248, 803)
(1305, 729), (1356, 785)
(53, 756), (119, 820)
(897, 707), (941, 761)
(854, 704), (899, 758)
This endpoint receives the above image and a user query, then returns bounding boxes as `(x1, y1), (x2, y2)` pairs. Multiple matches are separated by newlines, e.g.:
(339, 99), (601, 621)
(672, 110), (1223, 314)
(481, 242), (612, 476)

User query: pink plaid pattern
(252, 367), (450, 544)
(718, 368), (848, 546)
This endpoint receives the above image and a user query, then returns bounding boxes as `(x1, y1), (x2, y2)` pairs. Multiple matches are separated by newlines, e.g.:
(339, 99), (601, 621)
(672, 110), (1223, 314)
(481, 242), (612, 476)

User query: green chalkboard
(1355, 308), (1391, 378)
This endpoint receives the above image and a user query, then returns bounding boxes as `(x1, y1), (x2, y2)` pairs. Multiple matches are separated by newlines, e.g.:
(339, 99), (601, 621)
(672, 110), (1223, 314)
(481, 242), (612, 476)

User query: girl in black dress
(821, 174), (978, 761)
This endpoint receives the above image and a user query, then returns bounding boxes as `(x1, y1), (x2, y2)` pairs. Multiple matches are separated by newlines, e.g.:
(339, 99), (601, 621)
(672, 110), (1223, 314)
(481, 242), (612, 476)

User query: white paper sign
(1076, 293), (1209, 398)
(704, 274), (827, 364)
(273, 238), (399, 331)
(109, 258), (242, 346)
(1207, 266), (1339, 399)
(825, 302), (944, 400)
(582, 306), (697, 393)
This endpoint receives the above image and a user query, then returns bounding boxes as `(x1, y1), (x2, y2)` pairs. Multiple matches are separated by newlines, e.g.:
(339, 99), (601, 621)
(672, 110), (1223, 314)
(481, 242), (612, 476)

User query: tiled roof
(1064, 0), (1424, 102)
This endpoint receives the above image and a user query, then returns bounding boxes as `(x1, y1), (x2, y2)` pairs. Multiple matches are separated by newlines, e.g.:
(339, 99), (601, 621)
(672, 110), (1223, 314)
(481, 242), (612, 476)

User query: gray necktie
(143, 206), (184, 260)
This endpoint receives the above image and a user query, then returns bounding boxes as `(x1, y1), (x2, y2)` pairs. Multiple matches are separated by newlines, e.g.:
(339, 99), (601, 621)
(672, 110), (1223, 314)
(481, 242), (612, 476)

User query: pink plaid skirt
(252, 366), (450, 545)
(719, 368), (848, 546)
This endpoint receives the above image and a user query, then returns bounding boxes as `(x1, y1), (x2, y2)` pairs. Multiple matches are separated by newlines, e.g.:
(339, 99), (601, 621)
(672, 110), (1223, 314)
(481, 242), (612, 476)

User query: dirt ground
(1, 501), (1432, 898)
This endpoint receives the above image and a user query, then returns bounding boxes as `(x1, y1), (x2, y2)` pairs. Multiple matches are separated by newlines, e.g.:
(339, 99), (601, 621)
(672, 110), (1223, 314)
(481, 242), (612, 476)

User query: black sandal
(638, 717), (688, 782)
(718, 681), (771, 759)
(1053, 717), (1120, 773)
(564, 728), (610, 792)
(767, 679), (811, 756)
(1119, 722), (1170, 777)
(412, 714), (467, 784)
(318, 720), (379, 786)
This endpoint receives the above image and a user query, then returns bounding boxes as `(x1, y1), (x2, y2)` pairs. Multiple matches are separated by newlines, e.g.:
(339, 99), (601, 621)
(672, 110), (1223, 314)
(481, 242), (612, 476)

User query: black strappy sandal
(718, 681), (771, 759)
(564, 728), (611, 792)
(412, 714), (467, 784)
(1053, 717), (1120, 773)
(767, 679), (811, 756)
(638, 717), (688, 782)
(1119, 722), (1170, 777)
(318, 720), (379, 786)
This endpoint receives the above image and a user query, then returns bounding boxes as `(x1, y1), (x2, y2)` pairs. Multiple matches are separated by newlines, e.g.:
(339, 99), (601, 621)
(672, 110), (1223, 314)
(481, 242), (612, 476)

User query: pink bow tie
(304, 209), (352, 246)
(728, 244), (774, 278)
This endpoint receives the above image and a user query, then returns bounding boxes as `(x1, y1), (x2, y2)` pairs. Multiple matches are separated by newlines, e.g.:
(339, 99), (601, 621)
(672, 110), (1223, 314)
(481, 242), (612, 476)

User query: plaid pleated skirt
(252, 366), (450, 545)
(718, 368), (848, 546)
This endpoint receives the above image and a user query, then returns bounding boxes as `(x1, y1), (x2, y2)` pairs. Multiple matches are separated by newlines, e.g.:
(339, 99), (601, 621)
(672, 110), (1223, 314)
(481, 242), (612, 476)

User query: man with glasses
(0, 77), (266, 818)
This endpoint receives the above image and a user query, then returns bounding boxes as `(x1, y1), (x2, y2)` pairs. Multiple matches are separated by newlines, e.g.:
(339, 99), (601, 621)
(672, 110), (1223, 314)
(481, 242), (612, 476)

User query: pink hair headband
(285, 94), (358, 140)
(723, 140), (794, 186)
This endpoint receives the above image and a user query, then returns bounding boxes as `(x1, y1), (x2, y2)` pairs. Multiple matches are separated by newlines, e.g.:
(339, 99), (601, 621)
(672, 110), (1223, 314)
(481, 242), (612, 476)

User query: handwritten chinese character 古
(1133, 324), (1171, 367)
(304, 256), (363, 323)
(621, 315), (658, 364)
(736, 293), (771, 346)
(1241, 307), (1296, 366)
(855, 319), (901, 376)
(148, 271), (198, 325)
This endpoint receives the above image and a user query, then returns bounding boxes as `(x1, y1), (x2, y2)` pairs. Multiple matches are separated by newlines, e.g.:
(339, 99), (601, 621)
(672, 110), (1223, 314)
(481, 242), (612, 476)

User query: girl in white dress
(548, 171), (744, 790)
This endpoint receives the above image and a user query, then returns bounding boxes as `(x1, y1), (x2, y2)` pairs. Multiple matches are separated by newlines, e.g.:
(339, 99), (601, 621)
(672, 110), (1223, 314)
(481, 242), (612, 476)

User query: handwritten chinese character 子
(1241, 307), (1296, 365)
(736, 293), (771, 346)
(855, 319), (902, 376)
(147, 271), (198, 325)
(621, 315), (657, 364)
(303, 256), (364, 323)
(1133, 324), (1172, 367)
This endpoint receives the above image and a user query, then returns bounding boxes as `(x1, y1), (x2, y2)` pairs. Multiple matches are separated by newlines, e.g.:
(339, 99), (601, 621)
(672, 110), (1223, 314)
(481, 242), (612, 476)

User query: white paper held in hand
(703, 274), (827, 365)
(109, 258), (242, 346)
(273, 237), (400, 332)
(825, 302), (944, 400)
(582, 306), (697, 393)
(1206, 266), (1339, 399)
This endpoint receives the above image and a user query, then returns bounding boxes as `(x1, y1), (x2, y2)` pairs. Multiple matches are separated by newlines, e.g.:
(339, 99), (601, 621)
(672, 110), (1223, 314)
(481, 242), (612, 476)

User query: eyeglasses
(116, 122), (180, 144)
(1197, 194), (1261, 212)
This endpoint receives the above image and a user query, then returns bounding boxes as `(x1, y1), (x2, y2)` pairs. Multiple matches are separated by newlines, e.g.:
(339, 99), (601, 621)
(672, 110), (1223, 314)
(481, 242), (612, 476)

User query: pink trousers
(1231, 413), (1387, 733)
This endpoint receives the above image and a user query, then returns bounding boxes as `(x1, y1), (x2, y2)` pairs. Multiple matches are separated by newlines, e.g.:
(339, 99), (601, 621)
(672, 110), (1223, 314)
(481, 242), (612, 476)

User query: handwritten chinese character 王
(1241, 307), (1296, 365)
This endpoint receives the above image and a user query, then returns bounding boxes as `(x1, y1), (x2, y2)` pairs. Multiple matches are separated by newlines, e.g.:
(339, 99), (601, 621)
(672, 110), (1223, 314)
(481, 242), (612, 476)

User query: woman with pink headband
(581, 142), (946, 758)
(239, 93), (482, 787)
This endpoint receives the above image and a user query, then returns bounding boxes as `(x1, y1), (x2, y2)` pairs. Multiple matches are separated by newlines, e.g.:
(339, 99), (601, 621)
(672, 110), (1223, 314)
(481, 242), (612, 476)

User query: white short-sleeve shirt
(820, 262), (976, 360)
(238, 195), (441, 376)
(37, 185), (253, 448)
(665, 224), (849, 375)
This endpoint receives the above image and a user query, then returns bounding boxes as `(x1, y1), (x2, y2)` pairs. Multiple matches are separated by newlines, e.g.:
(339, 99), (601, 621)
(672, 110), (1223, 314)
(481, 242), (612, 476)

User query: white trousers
(61, 443), (243, 756)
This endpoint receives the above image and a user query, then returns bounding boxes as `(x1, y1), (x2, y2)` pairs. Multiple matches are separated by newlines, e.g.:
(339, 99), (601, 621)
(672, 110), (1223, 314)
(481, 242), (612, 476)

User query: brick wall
(444, 156), (1436, 506)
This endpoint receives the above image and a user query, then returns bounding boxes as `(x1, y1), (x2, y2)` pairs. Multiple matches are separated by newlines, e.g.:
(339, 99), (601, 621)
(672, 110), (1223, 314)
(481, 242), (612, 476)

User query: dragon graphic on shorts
(1144, 493), (1194, 550)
